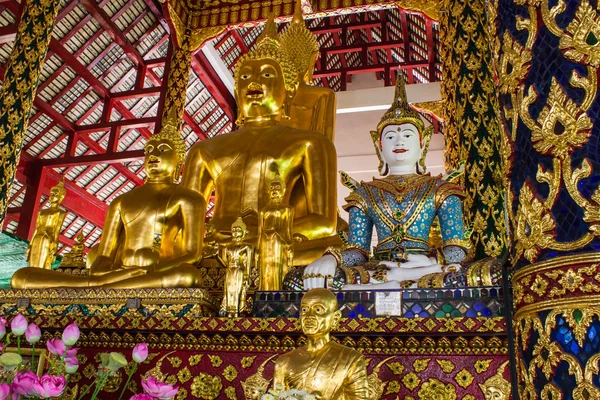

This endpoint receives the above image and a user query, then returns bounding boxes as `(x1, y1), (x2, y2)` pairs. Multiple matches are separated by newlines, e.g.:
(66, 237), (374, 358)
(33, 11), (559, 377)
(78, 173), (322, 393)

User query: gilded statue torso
(186, 125), (334, 237)
(118, 184), (190, 267)
(33, 208), (65, 238)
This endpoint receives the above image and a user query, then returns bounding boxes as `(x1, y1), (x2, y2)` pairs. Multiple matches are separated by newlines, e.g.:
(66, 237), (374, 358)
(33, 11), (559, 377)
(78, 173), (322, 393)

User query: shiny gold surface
(59, 232), (86, 268)
(182, 15), (338, 266)
(26, 179), (66, 269)
(202, 223), (219, 259)
(258, 174), (294, 291)
(273, 289), (369, 399)
(478, 362), (510, 400)
(220, 217), (254, 317)
(279, 0), (336, 140)
(11, 120), (205, 289)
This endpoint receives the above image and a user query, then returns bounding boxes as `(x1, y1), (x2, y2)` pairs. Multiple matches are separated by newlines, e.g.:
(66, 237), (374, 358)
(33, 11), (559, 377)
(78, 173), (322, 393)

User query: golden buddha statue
(479, 362), (510, 400)
(220, 217), (254, 317)
(181, 14), (338, 266)
(11, 116), (205, 289)
(202, 222), (219, 259)
(279, 0), (336, 141)
(258, 172), (294, 291)
(273, 288), (369, 399)
(59, 232), (86, 268)
(26, 179), (67, 270)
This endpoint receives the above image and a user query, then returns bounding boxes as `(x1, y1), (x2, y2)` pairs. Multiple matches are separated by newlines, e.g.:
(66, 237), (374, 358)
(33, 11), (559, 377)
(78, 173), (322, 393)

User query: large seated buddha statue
(182, 15), (339, 266)
(287, 75), (472, 290)
(11, 117), (205, 289)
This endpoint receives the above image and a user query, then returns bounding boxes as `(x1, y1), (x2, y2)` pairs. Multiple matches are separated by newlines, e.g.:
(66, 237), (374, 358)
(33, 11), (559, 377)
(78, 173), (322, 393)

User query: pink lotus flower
(32, 374), (66, 399)
(46, 338), (66, 356)
(10, 314), (27, 336)
(64, 356), (79, 374)
(0, 383), (10, 400)
(61, 323), (80, 346)
(132, 343), (148, 363)
(25, 323), (41, 344)
(141, 376), (179, 400)
(129, 395), (154, 400)
(0, 319), (5, 340)
(12, 371), (39, 397)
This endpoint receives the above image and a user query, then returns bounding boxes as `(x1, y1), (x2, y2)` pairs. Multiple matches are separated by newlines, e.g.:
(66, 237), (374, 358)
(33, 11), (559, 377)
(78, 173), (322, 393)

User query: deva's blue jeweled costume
(340, 174), (470, 267)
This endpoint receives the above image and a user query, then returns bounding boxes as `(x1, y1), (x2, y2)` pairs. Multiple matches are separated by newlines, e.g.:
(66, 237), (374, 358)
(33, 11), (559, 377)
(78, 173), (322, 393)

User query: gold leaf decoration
(223, 365), (238, 382)
(167, 356), (182, 368)
(177, 366), (192, 384)
(208, 355), (223, 367)
(474, 359), (492, 374)
(418, 378), (457, 400)
(454, 369), (474, 389)
(413, 358), (431, 373)
(241, 356), (257, 369)
(436, 359), (455, 373)
(191, 373), (222, 400)
(402, 372), (421, 391)
(189, 354), (203, 366)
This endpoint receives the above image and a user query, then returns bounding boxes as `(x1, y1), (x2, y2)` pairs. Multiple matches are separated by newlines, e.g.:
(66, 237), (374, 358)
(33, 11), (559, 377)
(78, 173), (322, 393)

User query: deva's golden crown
(375, 73), (424, 136)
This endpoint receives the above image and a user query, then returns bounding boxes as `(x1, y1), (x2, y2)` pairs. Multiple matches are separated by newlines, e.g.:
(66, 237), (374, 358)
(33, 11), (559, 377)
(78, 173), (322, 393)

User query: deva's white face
(380, 123), (422, 170)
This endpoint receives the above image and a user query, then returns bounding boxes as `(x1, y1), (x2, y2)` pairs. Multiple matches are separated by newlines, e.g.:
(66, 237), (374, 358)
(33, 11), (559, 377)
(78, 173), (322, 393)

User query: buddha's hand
(90, 257), (115, 276)
(303, 254), (337, 290)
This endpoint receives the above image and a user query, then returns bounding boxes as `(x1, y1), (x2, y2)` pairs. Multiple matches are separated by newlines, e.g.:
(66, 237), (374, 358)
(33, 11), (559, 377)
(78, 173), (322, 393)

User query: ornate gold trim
(512, 252), (600, 282)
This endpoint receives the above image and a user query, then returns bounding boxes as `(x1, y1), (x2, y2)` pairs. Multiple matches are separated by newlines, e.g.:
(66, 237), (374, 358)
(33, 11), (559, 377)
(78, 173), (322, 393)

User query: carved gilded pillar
(496, 0), (600, 397)
(160, 33), (192, 128)
(440, 0), (508, 259)
(0, 0), (61, 226)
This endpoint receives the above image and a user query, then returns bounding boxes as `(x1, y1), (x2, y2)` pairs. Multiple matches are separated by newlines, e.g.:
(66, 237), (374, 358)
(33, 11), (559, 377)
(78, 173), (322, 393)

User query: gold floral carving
(418, 378), (457, 400)
(436, 359), (455, 373)
(191, 373), (222, 400)
(454, 369), (474, 389)
(367, 357), (394, 399)
(559, 2), (600, 67)
(514, 183), (555, 263)
(402, 371), (421, 391)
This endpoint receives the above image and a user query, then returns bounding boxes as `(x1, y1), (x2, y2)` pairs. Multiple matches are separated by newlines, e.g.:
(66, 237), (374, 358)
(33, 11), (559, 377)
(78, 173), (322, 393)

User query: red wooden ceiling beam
(112, 87), (162, 101)
(75, 117), (156, 134)
(140, 0), (170, 33)
(37, 150), (145, 168)
(0, 25), (16, 44)
(79, 0), (146, 67)
(314, 61), (428, 78)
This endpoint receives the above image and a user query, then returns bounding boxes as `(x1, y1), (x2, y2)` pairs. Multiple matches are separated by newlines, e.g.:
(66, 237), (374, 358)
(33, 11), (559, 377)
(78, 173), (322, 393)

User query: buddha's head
(231, 217), (247, 242)
(234, 14), (299, 125)
(269, 173), (285, 201)
(300, 288), (341, 340)
(205, 223), (216, 238)
(49, 179), (66, 206)
(479, 363), (510, 400)
(75, 232), (84, 244)
(371, 75), (431, 175)
(145, 116), (186, 182)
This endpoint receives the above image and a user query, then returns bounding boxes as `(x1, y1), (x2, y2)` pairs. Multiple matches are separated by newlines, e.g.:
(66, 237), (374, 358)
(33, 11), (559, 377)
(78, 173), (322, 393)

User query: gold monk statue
(11, 118), (205, 289)
(26, 179), (67, 270)
(221, 217), (254, 317)
(273, 288), (369, 399)
(279, 0), (336, 141)
(257, 172), (294, 291)
(182, 14), (338, 266)
(59, 232), (86, 268)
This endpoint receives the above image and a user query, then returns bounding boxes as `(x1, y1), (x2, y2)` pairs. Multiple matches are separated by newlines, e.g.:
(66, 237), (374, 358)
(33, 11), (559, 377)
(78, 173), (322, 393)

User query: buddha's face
(484, 386), (507, 400)
(144, 138), (179, 181)
(300, 289), (340, 338)
(380, 123), (423, 170)
(49, 187), (64, 205)
(270, 182), (283, 200)
(237, 59), (287, 119)
(205, 223), (215, 236)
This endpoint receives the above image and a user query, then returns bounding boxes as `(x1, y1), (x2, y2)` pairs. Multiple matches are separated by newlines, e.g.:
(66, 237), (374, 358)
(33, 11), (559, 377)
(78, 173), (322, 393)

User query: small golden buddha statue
(258, 172), (294, 291)
(59, 232), (86, 268)
(11, 116), (205, 289)
(221, 217), (254, 317)
(26, 179), (67, 270)
(273, 288), (369, 399)
(182, 14), (339, 266)
(279, 0), (336, 141)
(479, 362), (510, 400)
(202, 222), (219, 259)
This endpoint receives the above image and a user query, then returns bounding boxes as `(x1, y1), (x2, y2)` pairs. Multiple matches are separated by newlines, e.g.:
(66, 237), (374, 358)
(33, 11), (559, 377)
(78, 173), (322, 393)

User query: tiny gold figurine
(11, 114), (205, 289)
(181, 13), (339, 267)
(202, 222), (219, 259)
(26, 179), (67, 270)
(273, 288), (369, 399)
(58, 232), (86, 268)
(479, 362), (510, 400)
(257, 173), (294, 291)
(221, 217), (254, 317)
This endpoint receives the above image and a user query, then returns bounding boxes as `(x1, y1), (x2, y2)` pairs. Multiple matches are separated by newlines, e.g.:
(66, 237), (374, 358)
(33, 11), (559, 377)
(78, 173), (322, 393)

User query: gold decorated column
(159, 32), (192, 129)
(439, 0), (508, 259)
(0, 0), (62, 226)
